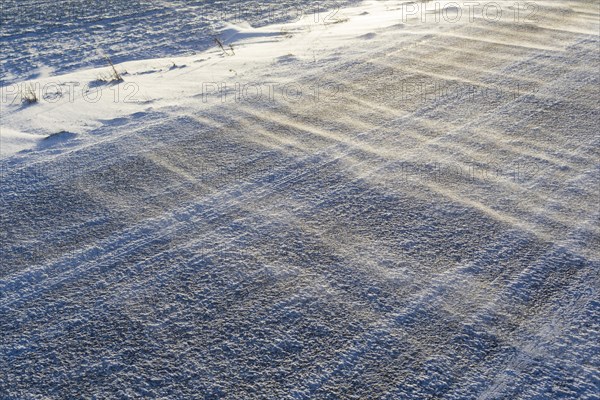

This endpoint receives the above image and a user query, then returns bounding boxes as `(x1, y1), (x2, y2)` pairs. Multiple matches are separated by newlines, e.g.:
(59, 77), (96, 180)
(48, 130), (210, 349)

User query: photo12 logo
(200, 80), (342, 104)
(1, 81), (141, 105)
(398, 160), (541, 184)
(399, 2), (540, 23)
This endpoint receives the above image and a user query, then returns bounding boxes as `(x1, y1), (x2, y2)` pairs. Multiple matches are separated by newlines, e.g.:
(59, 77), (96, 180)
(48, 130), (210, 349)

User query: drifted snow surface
(1, 1), (599, 399)
(0, 0), (354, 85)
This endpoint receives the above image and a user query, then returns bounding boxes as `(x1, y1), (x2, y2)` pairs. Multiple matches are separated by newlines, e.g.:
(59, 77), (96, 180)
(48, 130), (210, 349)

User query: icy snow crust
(0, 0), (355, 85)
(1, 0), (599, 399)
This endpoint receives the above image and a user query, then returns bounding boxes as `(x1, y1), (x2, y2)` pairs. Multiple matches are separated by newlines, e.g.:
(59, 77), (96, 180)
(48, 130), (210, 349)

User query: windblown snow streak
(1, 1), (599, 399)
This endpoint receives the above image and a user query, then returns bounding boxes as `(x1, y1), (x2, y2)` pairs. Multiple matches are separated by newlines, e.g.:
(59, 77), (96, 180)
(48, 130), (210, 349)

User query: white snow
(1, 0), (598, 399)
(0, 127), (44, 158)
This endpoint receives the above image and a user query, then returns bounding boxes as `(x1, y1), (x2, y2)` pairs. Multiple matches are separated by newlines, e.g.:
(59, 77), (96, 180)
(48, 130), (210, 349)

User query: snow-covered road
(1, 1), (599, 398)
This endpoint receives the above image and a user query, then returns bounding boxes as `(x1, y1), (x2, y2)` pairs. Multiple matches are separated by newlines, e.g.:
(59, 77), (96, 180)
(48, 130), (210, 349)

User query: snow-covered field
(1, 0), (599, 398)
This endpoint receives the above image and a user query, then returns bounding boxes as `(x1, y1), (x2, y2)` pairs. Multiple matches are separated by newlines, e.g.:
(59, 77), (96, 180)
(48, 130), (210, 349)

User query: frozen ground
(1, 0), (599, 399)
(0, 0), (354, 85)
